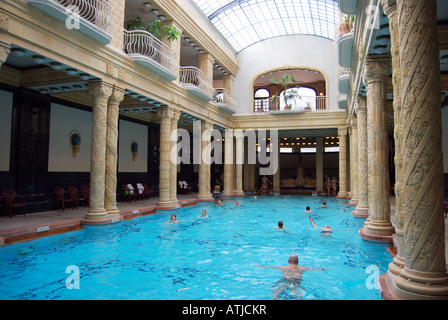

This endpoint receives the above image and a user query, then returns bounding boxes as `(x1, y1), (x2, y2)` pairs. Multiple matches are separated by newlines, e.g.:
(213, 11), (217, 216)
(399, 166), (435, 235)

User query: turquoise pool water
(0, 195), (391, 300)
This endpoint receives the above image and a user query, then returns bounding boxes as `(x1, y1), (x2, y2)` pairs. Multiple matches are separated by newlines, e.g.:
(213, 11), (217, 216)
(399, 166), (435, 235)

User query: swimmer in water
(321, 200), (327, 208)
(309, 216), (332, 234)
(275, 221), (289, 234)
(198, 209), (208, 218)
(305, 206), (312, 212)
(216, 200), (224, 206)
(235, 201), (241, 207)
(165, 214), (179, 223)
(258, 254), (328, 299)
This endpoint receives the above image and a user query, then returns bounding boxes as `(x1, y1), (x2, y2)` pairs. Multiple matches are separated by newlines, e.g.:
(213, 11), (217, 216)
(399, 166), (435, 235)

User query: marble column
(349, 116), (359, 205)
(353, 97), (369, 217)
(233, 129), (245, 196)
(170, 109), (181, 205)
(86, 81), (113, 220)
(381, 0), (405, 280)
(336, 127), (348, 198)
(104, 86), (124, 217)
(157, 107), (174, 208)
(382, 0), (448, 300)
(360, 55), (395, 241)
(222, 128), (234, 197)
(315, 137), (323, 193)
(197, 120), (213, 200)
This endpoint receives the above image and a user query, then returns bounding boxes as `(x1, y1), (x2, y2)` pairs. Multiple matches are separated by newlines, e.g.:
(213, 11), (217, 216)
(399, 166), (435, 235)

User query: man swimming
(258, 254), (328, 299)
(309, 216), (332, 234)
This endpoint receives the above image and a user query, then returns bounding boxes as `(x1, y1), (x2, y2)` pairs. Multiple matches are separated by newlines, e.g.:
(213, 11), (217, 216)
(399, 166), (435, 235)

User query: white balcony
(27, 0), (112, 44)
(179, 66), (214, 101)
(212, 88), (236, 114)
(338, 32), (354, 68)
(254, 96), (327, 114)
(124, 29), (179, 81)
(338, 67), (350, 94)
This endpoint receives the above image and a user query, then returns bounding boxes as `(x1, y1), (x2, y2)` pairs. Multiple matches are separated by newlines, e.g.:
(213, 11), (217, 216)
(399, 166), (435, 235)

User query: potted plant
(338, 14), (355, 35)
(125, 14), (179, 42)
(270, 74), (302, 111)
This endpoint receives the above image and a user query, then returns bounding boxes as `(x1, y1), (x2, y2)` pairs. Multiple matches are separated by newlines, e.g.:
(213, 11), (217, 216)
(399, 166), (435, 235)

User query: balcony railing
(179, 66), (214, 101)
(254, 96), (327, 113)
(27, 0), (112, 43)
(213, 88), (236, 114)
(124, 29), (179, 81)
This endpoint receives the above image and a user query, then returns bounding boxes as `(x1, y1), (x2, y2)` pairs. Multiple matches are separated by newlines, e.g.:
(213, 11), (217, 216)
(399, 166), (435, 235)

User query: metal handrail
(179, 66), (214, 97)
(254, 95), (327, 112)
(213, 88), (236, 110)
(56, 0), (112, 34)
(123, 29), (178, 75)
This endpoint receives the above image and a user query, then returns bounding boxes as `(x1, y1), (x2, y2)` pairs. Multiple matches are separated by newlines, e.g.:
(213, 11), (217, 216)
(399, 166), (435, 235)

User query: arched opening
(253, 68), (326, 112)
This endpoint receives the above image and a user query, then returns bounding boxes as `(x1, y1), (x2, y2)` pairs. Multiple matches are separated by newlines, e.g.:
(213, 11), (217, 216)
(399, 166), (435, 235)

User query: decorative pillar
(162, 20), (183, 81)
(222, 128), (234, 197)
(381, 0), (405, 280)
(381, 0), (448, 300)
(234, 129), (245, 196)
(198, 53), (214, 80)
(349, 116), (359, 205)
(336, 127), (348, 198)
(109, 0), (126, 51)
(315, 137), (323, 193)
(170, 109), (181, 205)
(104, 86), (124, 217)
(272, 138), (280, 195)
(197, 120), (213, 200)
(353, 97), (369, 217)
(86, 81), (113, 220)
(157, 107), (174, 208)
(360, 54), (394, 241)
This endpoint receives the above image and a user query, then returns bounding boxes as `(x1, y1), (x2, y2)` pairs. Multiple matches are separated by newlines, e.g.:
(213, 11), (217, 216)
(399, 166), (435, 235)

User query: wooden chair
(55, 187), (74, 211)
(141, 183), (154, 200)
(68, 186), (87, 209)
(80, 185), (90, 207)
(2, 190), (26, 218)
(122, 184), (137, 202)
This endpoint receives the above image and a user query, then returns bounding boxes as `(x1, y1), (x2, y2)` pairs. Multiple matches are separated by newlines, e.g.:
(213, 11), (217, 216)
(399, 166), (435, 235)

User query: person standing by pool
(309, 216), (332, 234)
(258, 254), (328, 299)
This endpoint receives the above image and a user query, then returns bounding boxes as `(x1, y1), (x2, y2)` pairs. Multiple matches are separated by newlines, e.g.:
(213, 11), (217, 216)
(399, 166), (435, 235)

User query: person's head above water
(278, 221), (284, 228)
(288, 254), (299, 265)
(306, 206), (311, 211)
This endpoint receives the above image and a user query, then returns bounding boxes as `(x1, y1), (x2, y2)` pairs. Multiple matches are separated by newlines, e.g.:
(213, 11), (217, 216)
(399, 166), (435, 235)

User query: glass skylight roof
(192, 0), (339, 52)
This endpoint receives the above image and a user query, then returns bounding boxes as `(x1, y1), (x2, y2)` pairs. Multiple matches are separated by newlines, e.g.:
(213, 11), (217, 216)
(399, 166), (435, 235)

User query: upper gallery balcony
(212, 88), (236, 114)
(179, 66), (214, 101)
(27, 0), (112, 44)
(254, 95), (327, 114)
(123, 29), (179, 81)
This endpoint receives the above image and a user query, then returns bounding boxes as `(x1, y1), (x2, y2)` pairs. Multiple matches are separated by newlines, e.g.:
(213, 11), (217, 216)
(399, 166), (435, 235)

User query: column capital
(355, 96), (367, 113)
(157, 106), (175, 119)
(380, 0), (397, 16)
(109, 86), (125, 104)
(88, 80), (114, 99)
(363, 54), (391, 83)
(338, 126), (348, 136)
(0, 41), (10, 66)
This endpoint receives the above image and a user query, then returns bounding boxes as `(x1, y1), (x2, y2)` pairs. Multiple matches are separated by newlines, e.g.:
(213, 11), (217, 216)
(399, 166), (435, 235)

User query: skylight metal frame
(192, 0), (339, 52)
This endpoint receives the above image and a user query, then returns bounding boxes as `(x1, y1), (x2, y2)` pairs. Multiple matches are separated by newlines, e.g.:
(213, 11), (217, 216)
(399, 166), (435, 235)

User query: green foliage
(125, 14), (179, 42)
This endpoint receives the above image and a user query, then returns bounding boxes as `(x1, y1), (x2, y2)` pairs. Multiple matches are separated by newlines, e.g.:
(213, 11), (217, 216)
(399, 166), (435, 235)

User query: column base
(381, 268), (448, 300)
(348, 197), (358, 206)
(157, 199), (180, 210)
(359, 226), (393, 243)
(336, 192), (349, 199)
(85, 208), (108, 220)
(233, 190), (245, 197)
(221, 191), (234, 197)
(352, 206), (369, 218)
(196, 194), (213, 202)
(105, 206), (120, 216)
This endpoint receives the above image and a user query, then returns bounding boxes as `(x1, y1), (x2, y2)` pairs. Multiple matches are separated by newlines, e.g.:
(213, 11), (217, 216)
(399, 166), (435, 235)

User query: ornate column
(381, 0), (405, 281)
(170, 109), (181, 205)
(86, 81), (113, 220)
(360, 55), (395, 241)
(272, 138), (280, 195)
(315, 137), (323, 193)
(349, 116), (359, 205)
(109, 0), (126, 51)
(162, 20), (182, 82)
(233, 129), (245, 196)
(222, 128), (234, 197)
(336, 127), (348, 198)
(157, 107), (174, 208)
(353, 97), (369, 217)
(104, 86), (124, 217)
(382, 0), (448, 300)
(197, 120), (213, 200)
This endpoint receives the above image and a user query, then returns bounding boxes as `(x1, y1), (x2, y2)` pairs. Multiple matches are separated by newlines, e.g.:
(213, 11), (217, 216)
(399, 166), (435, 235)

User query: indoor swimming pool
(0, 195), (392, 300)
